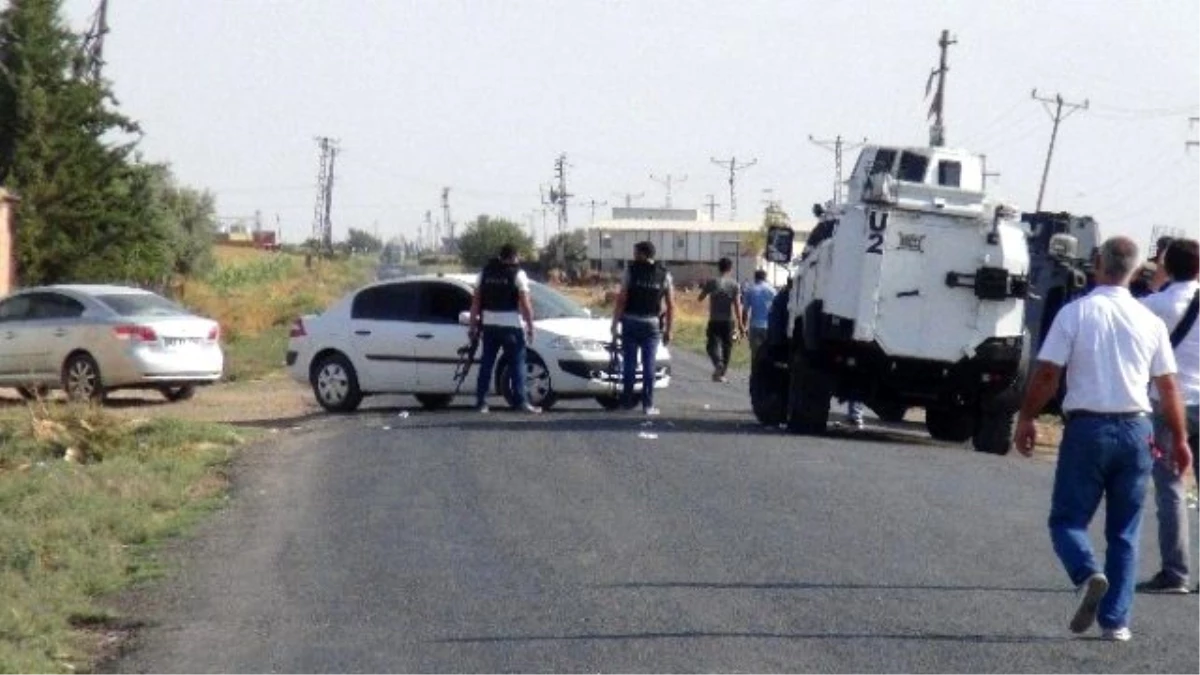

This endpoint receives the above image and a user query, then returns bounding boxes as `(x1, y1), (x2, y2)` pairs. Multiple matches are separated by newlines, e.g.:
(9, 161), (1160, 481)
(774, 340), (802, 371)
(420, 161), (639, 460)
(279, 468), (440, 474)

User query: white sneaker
(1070, 573), (1109, 634)
(475, 404), (490, 414)
(519, 403), (543, 414)
(850, 417), (865, 430)
(644, 406), (661, 417)
(1101, 626), (1132, 642)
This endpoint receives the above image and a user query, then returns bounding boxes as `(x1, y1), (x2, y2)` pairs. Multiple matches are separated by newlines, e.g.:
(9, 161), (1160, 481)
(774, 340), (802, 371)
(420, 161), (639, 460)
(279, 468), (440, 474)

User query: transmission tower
(808, 134), (867, 205)
(649, 173), (688, 208)
(612, 191), (645, 208)
(924, 29), (956, 147)
(76, 0), (109, 81)
(710, 156), (757, 219)
(548, 153), (572, 235)
(311, 137), (339, 252)
(1031, 89), (1089, 211)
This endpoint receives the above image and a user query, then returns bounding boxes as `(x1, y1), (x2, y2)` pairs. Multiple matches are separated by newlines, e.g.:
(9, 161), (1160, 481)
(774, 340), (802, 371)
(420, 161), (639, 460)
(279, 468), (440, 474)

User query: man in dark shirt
(699, 257), (746, 383)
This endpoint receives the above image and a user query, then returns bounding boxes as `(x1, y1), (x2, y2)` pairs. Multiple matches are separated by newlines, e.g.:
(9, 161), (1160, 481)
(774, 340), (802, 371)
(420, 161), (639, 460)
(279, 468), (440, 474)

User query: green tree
(0, 0), (174, 286)
(539, 230), (588, 278)
(456, 215), (535, 269)
(346, 227), (383, 254)
(744, 201), (790, 257)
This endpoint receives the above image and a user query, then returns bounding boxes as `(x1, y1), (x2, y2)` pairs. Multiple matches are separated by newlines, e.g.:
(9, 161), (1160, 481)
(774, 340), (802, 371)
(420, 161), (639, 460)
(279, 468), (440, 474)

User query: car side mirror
(458, 311), (472, 326)
(1048, 233), (1079, 261)
(765, 225), (795, 264)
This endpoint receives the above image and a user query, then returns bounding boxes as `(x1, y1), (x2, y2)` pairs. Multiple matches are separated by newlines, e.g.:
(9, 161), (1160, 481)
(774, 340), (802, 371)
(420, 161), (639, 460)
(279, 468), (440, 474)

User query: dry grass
(0, 402), (244, 673)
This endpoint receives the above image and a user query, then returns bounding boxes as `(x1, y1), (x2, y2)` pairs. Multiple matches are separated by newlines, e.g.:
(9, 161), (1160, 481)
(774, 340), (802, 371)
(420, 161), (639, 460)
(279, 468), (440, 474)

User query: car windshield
(528, 282), (590, 319)
(97, 293), (189, 317)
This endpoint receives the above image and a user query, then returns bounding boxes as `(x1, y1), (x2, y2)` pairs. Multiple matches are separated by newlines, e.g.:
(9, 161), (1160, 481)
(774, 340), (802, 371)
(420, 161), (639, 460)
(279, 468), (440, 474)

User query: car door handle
(354, 330), (372, 336)
(416, 333), (434, 340)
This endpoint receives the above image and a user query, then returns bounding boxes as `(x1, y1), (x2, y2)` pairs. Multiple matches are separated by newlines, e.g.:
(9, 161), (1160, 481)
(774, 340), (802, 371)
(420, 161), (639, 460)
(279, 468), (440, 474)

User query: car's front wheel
(498, 353), (557, 410)
(311, 352), (363, 413)
(62, 352), (105, 404)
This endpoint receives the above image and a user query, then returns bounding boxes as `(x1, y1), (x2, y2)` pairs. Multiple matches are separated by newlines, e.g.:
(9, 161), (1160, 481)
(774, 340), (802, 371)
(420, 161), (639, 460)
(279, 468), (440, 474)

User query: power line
(1031, 89), (1089, 211)
(311, 136), (340, 251)
(649, 173), (687, 208)
(710, 156), (757, 220)
(808, 134), (867, 205)
(924, 29), (957, 147)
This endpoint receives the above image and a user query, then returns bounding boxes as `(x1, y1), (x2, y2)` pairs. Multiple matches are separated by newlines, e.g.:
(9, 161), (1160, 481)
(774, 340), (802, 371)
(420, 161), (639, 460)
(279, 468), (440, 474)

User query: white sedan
(0, 284), (223, 402)
(286, 274), (671, 412)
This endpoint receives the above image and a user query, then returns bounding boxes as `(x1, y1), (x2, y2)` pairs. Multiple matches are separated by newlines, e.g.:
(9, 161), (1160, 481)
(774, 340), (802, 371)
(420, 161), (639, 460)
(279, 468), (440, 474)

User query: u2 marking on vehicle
(866, 211), (889, 254)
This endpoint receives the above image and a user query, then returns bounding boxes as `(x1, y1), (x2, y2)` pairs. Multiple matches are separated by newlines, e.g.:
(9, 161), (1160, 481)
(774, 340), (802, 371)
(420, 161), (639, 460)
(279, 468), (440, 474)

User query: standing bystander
(469, 244), (541, 414)
(741, 269), (777, 356)
(1136, 238), (1200, 595)
(699, 257), (746, 382)
(1014, 236), (1192, 642)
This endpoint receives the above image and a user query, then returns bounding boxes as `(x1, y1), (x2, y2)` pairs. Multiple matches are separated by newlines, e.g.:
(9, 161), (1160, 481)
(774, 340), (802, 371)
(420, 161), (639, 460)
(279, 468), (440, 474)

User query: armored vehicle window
(937, 160), (962, 187)
(898, 152), (929, 182)
(870, 149), (897, 175)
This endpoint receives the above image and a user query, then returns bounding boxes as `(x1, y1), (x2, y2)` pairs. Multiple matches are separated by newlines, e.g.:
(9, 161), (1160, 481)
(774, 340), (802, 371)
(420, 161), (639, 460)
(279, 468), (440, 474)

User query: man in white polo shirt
(1137, 237), (1200, 595)
(1015, 236), (1192, 642)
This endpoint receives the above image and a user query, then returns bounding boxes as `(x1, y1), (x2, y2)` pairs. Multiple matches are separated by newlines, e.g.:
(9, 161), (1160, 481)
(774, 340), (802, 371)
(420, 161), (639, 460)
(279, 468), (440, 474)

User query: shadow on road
(433, 630), (1068, 645)
(593, 580), (1071, 594)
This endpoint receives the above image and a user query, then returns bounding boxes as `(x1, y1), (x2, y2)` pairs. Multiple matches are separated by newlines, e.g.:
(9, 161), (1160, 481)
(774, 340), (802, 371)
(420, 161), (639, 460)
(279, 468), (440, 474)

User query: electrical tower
(703, 194), (721, 221)
(311, 137), (340, 252)
(649, 173), (688, 208)
(441, 187), (453, 246)
(612, 191), (645, 208)
(924, 29), (956, 147)
(1031, 89), (1089, 211)
(547, 153), (572, 235)
(808, 135), (867, 205)
(710, 156), (757, 220)
(77, 0), (109, 81)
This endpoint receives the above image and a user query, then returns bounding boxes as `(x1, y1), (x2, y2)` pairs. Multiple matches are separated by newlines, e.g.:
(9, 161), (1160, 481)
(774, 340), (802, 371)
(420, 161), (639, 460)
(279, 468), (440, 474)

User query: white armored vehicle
(752, 144), (1030, 454)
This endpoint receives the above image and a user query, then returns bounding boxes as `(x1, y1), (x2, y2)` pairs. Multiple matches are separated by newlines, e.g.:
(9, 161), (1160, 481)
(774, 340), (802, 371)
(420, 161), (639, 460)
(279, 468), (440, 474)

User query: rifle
(452, 333), (481, 395)
(605, 335), (623, 398)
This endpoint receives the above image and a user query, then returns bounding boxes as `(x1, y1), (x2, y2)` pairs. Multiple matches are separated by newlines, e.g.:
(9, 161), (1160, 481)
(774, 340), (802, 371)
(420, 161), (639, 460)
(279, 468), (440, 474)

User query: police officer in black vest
(468, 244), (541, 414)
(611, 240), (675, 415)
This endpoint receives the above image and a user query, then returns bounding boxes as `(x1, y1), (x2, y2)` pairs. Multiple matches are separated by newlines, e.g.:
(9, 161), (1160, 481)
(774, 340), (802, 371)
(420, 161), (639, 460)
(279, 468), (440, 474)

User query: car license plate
(164, 337), (204, 349)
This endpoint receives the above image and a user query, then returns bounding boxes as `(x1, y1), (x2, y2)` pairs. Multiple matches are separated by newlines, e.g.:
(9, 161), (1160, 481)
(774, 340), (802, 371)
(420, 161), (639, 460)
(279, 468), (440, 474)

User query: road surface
(112, 352), (1199, 673)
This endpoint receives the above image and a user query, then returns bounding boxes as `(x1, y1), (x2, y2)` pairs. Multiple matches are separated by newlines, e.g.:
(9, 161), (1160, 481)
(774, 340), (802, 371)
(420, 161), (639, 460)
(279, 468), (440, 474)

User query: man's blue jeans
(475, 325), (527, 407)
(1049, 414), (1153, 630)
(621, 318), (660, 410)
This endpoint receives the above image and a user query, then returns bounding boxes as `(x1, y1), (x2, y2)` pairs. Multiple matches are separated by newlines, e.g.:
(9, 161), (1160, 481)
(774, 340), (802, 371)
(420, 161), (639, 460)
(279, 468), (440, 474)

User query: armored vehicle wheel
(973, 409), (1016, 455)
(750, 344), (788, 426)
(870, 402), (908, 423)
(925, 408), (975, 443)
(786, 344), (831, 435)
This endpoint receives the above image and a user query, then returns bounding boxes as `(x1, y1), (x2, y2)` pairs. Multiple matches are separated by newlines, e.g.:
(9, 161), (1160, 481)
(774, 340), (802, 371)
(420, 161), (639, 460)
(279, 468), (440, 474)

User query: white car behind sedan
(287, 274), (671, 412)
(0, 285), (223, 402)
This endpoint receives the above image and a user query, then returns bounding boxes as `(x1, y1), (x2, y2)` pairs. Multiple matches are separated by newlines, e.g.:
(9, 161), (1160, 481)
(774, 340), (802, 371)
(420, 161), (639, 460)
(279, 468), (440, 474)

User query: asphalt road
(113, 351), (1199, 673)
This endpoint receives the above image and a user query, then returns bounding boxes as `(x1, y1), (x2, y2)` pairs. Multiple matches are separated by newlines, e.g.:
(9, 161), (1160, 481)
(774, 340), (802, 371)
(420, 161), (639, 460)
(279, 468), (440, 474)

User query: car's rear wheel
(498, 353), (557, 410)
(415, 393), (453, 411)
(311, 352), (363, 413)
(160, 385), (196, 402)
(62, 353), (105, 404)
(595, 395), (623, 410)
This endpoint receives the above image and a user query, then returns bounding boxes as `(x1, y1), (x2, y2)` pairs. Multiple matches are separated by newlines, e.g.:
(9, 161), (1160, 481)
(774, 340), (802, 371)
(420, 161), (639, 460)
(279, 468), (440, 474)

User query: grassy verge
(0, 404), (245, 673)
(222, 326), (290, 382)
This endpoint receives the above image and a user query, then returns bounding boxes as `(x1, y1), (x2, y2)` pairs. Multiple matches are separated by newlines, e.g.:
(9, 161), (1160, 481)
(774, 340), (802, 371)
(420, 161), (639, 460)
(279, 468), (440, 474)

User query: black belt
(1065, 410), (1148, 422)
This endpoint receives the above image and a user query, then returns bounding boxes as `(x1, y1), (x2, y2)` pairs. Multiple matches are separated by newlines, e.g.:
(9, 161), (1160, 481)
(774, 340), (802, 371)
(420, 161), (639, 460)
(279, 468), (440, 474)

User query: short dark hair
(718, 257), (733, 273)
(634, 240), (655, 259)
(498, 243), (518, 261)
(1155, 236), (1175, 261)
(1164, 238), (1199, 281)
(754, 269), (767, 282)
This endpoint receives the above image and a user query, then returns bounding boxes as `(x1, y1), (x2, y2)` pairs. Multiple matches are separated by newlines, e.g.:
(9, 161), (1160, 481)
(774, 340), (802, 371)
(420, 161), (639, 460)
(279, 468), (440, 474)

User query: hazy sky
(63, 0), (1199, 249)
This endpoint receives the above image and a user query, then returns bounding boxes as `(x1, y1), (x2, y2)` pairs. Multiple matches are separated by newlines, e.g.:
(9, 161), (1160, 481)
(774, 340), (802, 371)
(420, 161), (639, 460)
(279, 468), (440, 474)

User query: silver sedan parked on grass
(0, 285), (224, 403)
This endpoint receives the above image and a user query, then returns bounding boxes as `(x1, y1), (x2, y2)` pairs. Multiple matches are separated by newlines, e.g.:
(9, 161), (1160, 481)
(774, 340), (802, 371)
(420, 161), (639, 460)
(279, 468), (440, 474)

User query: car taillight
(289, 318), (307, 338)
(208, 324), (221, 341)
(114, 324), (158, 342)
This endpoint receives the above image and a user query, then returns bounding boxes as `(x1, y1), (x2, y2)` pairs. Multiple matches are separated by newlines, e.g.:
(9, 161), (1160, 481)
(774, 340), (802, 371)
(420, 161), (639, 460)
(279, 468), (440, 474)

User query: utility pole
(710, 156), (757, 220)
(703, 194), (721, 221)
(77, 0), (109, 81)
(1031, 89), (1089, 211)
(808, 134), (867, 205)
(311, 136), (339, 253)
(441, 187), (453, 243)
(581, 199), (608, 225)
(612, 191), (645, 209)
(549, 153), (572, 235)
(423, 210), (433, 251)
(981, 154), (1001, 190)
(1187, 117), (1199, 151)
(925, 29), (956, 147)
(649, 173), (688, 208)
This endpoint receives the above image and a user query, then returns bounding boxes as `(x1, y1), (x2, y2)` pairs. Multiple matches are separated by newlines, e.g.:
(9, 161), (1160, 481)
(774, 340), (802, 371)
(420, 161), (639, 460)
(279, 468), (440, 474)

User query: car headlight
(550, 336), (610, 352)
